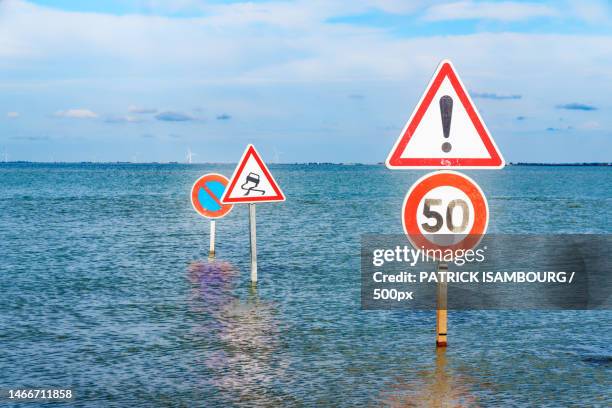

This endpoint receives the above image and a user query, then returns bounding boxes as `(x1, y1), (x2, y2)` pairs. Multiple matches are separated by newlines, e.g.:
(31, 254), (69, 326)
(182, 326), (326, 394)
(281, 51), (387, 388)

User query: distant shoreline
(509, 162), (611, 167)
(0, 161), (610, 166)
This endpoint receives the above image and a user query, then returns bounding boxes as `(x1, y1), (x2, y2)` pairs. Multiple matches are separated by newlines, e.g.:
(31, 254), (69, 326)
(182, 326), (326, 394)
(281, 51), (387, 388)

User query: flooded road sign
(402, 170), (489, 348)
(191, 173), (233, 219)
(402, 170), (488, 253)
(223, 144), (285, 284)
(386, 60), (505, 169)
(222, 144), (285, 203)
(191, 173), (233, 258)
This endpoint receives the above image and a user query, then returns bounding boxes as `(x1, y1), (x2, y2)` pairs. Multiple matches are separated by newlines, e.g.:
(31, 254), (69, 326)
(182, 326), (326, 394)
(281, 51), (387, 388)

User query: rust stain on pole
(436, 262), (448, 348)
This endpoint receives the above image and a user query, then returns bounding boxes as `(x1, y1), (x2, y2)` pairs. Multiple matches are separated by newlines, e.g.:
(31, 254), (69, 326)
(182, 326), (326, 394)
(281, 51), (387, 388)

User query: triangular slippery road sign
(386, 60), (505, 169)
(222, 144), (285, 203)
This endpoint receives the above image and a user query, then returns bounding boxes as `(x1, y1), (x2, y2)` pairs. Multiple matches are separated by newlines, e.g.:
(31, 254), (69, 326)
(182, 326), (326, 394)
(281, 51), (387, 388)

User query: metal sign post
(249, 203), (257, 283)
(386, 59), (506, 347)
(222, 145), (285, 284)
(403, 172), (488, 348)
(209, 220), (216, 258)
(436, 263), (448, 347)
(190, 173), (233, 260)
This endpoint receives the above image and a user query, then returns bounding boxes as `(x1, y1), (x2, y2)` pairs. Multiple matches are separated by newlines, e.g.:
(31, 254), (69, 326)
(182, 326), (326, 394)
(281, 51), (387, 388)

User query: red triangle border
(222, 145), (285, 203)
(387, 61), (504, 169)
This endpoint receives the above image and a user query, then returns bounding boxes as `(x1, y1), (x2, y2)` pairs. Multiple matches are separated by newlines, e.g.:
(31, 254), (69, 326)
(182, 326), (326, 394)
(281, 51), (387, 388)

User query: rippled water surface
(1, 164), (610, 407)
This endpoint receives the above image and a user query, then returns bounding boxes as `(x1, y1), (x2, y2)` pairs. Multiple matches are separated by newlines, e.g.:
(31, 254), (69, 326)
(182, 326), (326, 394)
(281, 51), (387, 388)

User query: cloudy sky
(0, 0), (610, 163)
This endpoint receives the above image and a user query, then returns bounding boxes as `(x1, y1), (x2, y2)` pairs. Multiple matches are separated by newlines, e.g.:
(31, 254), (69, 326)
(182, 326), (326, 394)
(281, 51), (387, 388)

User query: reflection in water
(187, 260), (239, 317)
(380, 348), (478, 407)
(187, 260), (289, 406)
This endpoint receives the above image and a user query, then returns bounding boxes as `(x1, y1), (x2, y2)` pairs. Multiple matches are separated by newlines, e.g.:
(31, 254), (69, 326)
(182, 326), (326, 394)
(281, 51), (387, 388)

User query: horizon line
(1, 161), (611, 166)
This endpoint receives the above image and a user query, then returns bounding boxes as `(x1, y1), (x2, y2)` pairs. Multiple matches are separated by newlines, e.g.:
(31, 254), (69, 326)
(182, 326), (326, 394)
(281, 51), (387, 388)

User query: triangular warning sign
(386, 60), (505, 169)
(222, 144), (285, 203)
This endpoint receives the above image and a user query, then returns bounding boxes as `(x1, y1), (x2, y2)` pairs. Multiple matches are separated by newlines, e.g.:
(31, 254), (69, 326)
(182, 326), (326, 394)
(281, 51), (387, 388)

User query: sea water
(0, 163), (610, 406)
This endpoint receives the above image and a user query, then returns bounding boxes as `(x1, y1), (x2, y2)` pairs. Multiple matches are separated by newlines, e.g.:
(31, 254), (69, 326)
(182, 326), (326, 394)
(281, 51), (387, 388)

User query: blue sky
(0, 0), (611, 163)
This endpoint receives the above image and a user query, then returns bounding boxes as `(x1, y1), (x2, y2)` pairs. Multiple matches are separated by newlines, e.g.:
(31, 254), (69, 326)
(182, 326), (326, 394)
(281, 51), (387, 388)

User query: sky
(0, 0), (611, 163)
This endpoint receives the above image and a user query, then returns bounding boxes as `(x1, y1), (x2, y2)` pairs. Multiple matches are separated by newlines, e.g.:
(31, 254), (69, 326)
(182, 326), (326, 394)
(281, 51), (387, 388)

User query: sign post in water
(386, 59), (505, 347)
(222, 144), (285, 284)
(403, 171), (489, 347)
(191, 173), (233, 258)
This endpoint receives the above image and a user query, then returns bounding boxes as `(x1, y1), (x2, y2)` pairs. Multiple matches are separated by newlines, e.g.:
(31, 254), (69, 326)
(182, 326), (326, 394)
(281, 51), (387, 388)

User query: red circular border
(402, 171), (488, 252)
(191, 173), (233, 219)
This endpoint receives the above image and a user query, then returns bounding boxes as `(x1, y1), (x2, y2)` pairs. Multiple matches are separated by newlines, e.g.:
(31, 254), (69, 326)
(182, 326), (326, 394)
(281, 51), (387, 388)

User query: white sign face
(386, 59), (505, 169)
(416, 185), (476, 246)
(402, 171), (489, 251)
(222, 144), (285, 203)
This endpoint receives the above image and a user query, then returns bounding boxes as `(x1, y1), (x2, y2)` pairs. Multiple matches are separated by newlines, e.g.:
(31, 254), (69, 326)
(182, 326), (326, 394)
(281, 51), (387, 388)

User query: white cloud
(6, 111), (19, 118)
(0, 0), (610, 163)
(55, 109), (98, 118)
(0, 0), (607, 104)
(0, 0), (607, 85)
(422, 1), (559, 22)
(131, 0), (434, 22)
(566, 0), (612, 24)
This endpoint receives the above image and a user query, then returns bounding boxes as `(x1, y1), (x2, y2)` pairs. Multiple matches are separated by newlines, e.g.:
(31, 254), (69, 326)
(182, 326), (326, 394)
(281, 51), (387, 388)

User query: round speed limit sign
(402, 171), (488, 252)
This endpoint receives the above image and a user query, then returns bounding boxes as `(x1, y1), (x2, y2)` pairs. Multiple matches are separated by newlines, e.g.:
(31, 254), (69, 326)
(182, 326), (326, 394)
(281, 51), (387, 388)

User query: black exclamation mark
(440, 95), (453, 153)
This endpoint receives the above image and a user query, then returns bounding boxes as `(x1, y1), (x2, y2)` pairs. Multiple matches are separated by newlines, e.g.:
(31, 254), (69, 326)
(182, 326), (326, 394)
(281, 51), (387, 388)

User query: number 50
(421, 198), (469, 233)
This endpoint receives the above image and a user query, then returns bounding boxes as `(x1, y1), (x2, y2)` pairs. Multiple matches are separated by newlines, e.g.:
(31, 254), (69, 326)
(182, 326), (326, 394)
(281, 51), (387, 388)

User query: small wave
(582, 355), (612, 366)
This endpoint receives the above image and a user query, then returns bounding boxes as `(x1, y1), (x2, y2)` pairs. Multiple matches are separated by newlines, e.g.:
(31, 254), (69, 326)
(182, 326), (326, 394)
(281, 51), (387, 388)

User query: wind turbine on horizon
(186, 148), (196, 164)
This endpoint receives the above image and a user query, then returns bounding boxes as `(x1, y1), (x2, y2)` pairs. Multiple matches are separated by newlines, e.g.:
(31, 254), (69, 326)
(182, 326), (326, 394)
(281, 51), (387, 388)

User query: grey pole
(249, 203), (257, 283)
(208, 220), (216, 258)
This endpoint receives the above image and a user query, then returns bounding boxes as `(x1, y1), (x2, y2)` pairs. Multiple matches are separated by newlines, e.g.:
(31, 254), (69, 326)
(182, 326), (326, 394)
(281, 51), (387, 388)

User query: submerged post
(436, 262), (448, 347)
(209, 220), (216, 258)
(249, 203), (257, 283)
